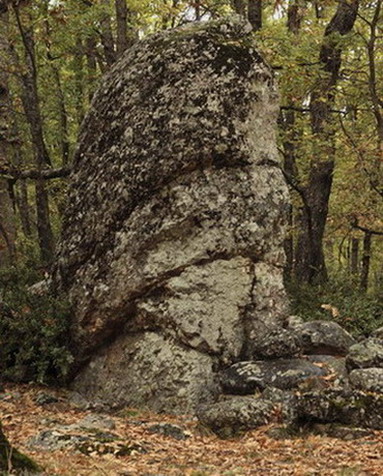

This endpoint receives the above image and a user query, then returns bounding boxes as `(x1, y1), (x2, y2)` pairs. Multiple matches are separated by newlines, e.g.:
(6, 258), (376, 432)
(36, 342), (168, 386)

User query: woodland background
(1, 0), (383, 383)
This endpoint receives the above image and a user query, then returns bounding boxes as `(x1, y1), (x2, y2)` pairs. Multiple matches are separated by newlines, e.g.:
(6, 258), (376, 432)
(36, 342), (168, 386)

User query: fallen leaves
(1, 383), (383, 475)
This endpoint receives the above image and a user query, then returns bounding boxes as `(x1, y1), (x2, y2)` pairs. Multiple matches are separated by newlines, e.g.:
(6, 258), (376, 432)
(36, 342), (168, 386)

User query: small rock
(250, 327), (301, 359)
(147, 423), (190, 440)
(291, 320), (355, 356)
(311, 423), (373, 440)
(261, 387), (297, 423)
(296, 389), (383, 430)
(221, 359), (326, 394)
(28, 430), (88, 451)
(68, 391), (91, 410)
(349, 368), (383, 393)
(197, 396), (274, 438)
(346, 338), (383, 370)
(28, 278), (51, 296)
(34, 392), (59, 406)
(28, 428), (138, 457)
(71, 414), (116, 431)
(286, 315), (304, 328)
(371, 326), (383, 339)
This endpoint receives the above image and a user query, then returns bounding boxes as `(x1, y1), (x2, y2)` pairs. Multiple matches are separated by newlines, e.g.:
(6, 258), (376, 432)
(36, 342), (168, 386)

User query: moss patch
(0, 423), (41, 473)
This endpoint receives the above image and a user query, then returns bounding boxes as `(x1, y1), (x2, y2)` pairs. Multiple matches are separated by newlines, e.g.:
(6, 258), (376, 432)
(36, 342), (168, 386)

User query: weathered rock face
(53, 19), (289, 413)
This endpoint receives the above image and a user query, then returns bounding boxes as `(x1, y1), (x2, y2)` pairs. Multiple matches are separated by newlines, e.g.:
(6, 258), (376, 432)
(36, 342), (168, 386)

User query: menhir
(53, 18), (290, 414)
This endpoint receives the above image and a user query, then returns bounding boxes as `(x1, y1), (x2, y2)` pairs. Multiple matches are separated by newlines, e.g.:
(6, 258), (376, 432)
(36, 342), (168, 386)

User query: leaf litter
(1, 384), (383, 475)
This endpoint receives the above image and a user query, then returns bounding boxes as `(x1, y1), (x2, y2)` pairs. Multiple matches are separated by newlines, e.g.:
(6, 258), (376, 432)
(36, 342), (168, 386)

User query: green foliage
(287, 274), (383, 337)
(0, 267), (73, 385)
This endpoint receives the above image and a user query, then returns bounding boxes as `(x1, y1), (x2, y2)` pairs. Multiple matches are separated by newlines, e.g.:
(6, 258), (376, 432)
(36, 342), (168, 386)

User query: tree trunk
(281, 0), (303, 279)
(115, 0), (137, 58)
(13, 5), (55, 264)
(100, 0), (116, 66)
(294, 0), (359, 284)
(42, 4), (70, 166)
(350, 237), (359, 276)
(0, 9), (16, 265)
(232, 0), (246, 17)
(86, 35), (99, 100)
(248, 0), (262, 31)
(287, 0), (303, 34)
(360, 231), (372, 291)
(74, 37), (85, 126)
(115, 0), (128, 56)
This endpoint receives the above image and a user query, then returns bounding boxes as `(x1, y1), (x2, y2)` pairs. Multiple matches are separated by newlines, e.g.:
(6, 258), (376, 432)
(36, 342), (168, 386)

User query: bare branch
(0, 167), (70, 180)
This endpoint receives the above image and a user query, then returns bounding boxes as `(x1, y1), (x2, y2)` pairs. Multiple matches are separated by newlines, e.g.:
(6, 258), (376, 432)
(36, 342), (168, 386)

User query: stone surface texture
(289, 320), (356, 356)
(296, 390), (383, 430)
(53, 19), (289, 413)
(197, 396), (274, 438)
(346, 338), (383, 370)
(348, 368), (383, 393)
(221, 359), (327, 394)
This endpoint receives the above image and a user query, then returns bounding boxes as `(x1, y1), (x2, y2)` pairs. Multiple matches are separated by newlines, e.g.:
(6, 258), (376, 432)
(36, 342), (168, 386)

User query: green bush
(0, 267), (73, 384)
(287, 274), (383, 337)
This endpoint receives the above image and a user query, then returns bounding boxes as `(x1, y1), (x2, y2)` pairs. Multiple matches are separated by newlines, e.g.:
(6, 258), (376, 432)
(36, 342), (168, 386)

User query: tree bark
(42, 4), (70, 166)
(281, 0), (303, 279)
(294, 0), (359, 284)
(360, 231), (372, 291)
(287, 0), (303, 34)
(248, 0), (262, 31)
(115, 0), (137, 57)
(0, 8), (16, 265)
(74, 37), (85, 126)
(350, 237), (359, 276)
(115, 0), (128, 56)
(99, 0), (116, 66)
(13, 5), (55, 264)
(232, 0), (246, 17)
(86, 35), (99, 100)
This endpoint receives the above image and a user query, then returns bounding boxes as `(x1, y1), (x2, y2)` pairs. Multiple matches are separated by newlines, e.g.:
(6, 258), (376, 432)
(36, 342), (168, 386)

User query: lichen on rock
(53, 17), (289, 413)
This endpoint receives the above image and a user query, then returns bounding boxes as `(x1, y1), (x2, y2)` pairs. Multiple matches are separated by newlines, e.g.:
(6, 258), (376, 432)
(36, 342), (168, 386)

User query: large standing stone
(53, 19), (289, 413)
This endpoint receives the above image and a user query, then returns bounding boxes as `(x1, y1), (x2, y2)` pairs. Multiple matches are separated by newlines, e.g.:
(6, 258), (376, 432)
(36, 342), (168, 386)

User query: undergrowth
(287, 274), (383, 337)
(0, 266), (73, 385)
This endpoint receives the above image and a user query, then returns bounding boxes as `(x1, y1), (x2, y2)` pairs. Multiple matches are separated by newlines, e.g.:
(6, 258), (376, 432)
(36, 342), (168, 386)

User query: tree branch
(0, 167), (70, 180)
(351, 217), (383, 236)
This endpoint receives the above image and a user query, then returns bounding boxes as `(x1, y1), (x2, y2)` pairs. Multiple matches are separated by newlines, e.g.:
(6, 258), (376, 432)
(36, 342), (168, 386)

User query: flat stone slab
(221, 359), (327, 394)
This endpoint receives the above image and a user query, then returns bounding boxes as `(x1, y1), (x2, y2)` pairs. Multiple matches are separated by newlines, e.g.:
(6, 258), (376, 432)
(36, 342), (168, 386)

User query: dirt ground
(1, 383), (383, 475)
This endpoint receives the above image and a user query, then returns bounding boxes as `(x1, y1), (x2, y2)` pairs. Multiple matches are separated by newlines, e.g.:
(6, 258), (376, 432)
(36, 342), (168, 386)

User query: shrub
(286, 274), (383, 338)
(0, 266), (73, 384)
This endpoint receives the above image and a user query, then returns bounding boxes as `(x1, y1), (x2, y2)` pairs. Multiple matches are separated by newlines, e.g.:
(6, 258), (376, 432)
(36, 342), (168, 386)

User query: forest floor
(1, 384), (383, 476)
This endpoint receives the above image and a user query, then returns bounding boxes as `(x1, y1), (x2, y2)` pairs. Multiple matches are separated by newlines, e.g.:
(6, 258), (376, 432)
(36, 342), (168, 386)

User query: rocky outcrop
(199, 319), (383, 438)
(53, 18), (289, 413)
